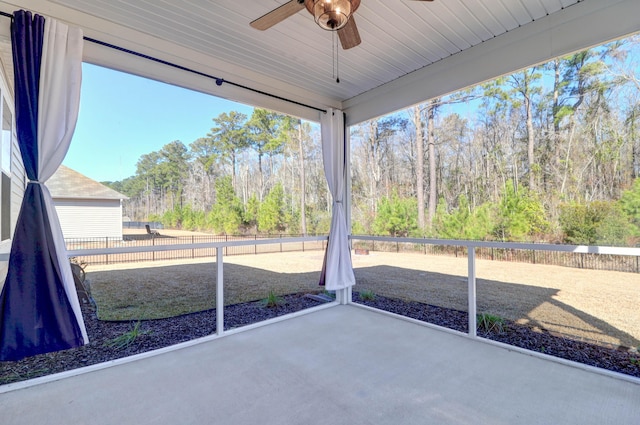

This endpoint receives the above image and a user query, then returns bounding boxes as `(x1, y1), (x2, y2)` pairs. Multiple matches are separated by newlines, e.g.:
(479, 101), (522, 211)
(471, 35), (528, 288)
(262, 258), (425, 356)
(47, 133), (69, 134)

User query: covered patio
(0, 0), (639, 423)
(1, 305), (638, 424)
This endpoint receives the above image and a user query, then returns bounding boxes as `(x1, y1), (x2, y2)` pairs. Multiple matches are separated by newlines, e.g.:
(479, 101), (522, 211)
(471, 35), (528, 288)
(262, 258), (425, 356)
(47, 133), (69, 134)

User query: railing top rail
(0, 235), (328, 261)
(350, 235), (640, 257)
(66, 235), (327, 257)
(1, 234), (637, 261)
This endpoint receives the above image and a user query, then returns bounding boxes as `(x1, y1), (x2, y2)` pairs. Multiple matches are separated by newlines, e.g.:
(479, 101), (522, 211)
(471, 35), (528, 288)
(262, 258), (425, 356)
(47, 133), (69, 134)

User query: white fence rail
(350, 236), (640, 338)
(1, 235), (638, 341)
(351, 236), (640, 273)
(67, 235), (331, 336)
(0, 235), (332, 338)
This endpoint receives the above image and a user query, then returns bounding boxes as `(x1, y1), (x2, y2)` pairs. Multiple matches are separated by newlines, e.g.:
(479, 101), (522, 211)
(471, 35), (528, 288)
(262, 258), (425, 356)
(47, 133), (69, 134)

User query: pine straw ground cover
(1, 250), (639, 385)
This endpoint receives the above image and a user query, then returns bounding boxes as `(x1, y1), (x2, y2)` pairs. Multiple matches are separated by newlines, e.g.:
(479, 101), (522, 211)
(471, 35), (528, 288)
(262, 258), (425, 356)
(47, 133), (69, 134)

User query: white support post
(468, 246), (477, 338)
(344, 119), (353, 304)
(216, 247), (224, 336)
(336, 288), (349, 305)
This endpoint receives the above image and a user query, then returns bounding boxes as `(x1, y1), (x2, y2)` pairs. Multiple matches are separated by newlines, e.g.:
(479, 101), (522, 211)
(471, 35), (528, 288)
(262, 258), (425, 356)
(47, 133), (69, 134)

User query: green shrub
(477, 313), (506, 333)
(258, 183), (286, 233)
(103, 321), (149, 349)
(620, 178), (640, 234)
(208, 176), (243, 234)
(492, 182), (548, 241)
(261, 290), (285, 308)
(559, 201), (633, 245)
(321, 290), (336, 299)
(433, 195), (494, 240)
(372, 191), (418, 237)
(359, 290), (377, 301)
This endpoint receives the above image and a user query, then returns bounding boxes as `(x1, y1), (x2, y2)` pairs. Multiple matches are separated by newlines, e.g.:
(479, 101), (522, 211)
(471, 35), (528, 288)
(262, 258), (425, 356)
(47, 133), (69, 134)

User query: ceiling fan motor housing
(306, 0), (361, 31)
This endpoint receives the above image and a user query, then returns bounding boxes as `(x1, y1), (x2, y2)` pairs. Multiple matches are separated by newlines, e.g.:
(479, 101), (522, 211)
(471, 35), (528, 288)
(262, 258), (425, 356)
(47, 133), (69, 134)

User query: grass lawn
(86, 250), (640, 350)
(87, 254), (326, 321)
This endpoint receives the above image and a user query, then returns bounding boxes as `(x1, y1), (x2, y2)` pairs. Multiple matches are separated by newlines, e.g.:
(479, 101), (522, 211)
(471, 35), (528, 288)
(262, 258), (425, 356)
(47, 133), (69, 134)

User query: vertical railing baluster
(216, 247), (224, 336)
(468, 245), (477, 338)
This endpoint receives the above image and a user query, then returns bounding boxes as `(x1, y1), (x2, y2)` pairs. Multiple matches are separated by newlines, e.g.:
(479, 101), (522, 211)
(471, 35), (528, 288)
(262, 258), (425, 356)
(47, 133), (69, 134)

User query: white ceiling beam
(343, 0), (640, 126)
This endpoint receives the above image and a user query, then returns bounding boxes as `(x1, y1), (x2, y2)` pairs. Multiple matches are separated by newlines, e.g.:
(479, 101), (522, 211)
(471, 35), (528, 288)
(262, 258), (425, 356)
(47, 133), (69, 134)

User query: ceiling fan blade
(338, 17), (361, 50)
(250, 1), (306, 31)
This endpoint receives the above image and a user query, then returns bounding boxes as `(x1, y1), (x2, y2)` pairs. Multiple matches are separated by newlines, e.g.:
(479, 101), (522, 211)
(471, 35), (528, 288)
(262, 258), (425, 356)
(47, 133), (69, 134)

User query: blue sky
(63, 63), (254, 182)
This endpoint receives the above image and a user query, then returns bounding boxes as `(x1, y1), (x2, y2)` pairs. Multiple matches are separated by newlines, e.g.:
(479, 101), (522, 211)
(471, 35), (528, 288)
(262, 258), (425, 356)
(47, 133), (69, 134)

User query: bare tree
(411, 105), (426, 230)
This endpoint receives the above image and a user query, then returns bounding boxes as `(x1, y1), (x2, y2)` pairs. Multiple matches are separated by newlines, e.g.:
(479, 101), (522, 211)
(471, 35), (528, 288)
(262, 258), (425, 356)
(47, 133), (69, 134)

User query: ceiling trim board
(343, 0), (640, 125)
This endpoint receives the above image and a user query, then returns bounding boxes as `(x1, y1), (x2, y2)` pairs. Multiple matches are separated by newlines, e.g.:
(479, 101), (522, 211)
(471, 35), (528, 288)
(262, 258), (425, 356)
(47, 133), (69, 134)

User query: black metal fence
(352, 239), (640, 274)
(66, 233), (639, 273)
(122, 221), (164, 230)
(66, 234), (327, 266)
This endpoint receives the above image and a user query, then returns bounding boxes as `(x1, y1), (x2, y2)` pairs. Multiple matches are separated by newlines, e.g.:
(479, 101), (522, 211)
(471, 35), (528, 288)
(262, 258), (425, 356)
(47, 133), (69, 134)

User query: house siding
(54, 199), (123, 239)
(0, 48), (25, 240)
(10, 132), (25, 236)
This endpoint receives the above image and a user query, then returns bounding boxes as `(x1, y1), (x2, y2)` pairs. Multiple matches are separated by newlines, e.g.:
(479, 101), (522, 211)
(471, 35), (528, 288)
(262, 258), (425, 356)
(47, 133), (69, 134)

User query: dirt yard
(351, 251), (640, 349)
(87, 249), (640, 349)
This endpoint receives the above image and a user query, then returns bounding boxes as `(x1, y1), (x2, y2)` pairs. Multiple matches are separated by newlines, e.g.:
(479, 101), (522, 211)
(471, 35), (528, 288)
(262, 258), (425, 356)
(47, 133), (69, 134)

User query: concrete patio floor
(1, 305), (638, 425)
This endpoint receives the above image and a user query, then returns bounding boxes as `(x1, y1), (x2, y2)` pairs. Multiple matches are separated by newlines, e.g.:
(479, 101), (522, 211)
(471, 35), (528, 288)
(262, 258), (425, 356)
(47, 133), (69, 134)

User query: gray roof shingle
(46, 165), (128, 200)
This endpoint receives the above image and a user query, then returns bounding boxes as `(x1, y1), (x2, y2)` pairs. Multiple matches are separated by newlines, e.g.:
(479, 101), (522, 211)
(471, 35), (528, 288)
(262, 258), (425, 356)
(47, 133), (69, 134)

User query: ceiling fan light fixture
(313, 0), (352, 31)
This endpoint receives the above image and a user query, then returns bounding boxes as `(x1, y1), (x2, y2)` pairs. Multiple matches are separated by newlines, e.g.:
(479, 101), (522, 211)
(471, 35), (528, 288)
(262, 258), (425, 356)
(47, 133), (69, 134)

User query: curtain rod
(0, 10), (327, 115)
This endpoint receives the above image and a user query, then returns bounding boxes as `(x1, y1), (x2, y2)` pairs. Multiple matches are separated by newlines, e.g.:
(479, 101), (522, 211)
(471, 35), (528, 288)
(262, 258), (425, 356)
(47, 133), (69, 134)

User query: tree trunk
(523, 72), (536, 190)
(427, 100), (437, 228)
(550, 58), (562, 190)
(413, 106), (426, 231)
(231, 151), (237, 191)
(367, 121), (381, 214)
(258, 152), (264, 201)
(298, 121), (307, 235)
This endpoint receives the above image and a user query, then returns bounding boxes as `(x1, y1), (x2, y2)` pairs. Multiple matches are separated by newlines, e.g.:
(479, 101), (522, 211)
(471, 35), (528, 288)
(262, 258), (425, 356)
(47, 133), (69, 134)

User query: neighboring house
(46, 165), (128, 240)
(0, 48), (26, 285)
(0, 44), (26, 246)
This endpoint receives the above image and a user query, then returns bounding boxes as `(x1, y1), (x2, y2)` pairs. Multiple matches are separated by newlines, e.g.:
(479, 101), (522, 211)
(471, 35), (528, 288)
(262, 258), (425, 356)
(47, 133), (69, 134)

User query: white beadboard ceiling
(0, 0), (639, 123)
(46, 0), (579, 100)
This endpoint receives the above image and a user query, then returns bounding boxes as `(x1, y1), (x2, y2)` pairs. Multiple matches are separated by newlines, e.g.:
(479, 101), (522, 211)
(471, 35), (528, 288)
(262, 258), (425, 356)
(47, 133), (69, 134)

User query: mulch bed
(0, 293), (327, 385)
(1, 292), (638, 386)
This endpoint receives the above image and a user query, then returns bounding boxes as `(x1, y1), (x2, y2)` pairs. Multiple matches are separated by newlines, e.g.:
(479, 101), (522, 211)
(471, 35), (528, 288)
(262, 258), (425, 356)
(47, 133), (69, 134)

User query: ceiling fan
(250, 0), (434, 50)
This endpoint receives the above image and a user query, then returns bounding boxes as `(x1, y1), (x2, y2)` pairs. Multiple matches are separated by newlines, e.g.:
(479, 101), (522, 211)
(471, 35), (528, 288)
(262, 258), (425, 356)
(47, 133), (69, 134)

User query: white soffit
(344, 0), (640, 124)
(0, 1), (637, 124)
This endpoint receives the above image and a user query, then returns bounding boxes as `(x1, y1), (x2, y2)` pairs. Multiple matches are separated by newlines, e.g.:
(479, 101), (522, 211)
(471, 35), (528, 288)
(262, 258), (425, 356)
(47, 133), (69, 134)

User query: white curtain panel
(38, 19), (87, 343)
(321, 109), (355, 290)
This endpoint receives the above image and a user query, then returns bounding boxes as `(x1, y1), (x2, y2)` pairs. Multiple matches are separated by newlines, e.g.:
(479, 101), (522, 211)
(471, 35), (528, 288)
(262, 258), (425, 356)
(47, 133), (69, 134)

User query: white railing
(0, 235), (333, 337)
(65, 235), (327, 257)
(2, 235), (638, 340)
(69, 235), (330, 336)
(349, 236), (640, 338)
